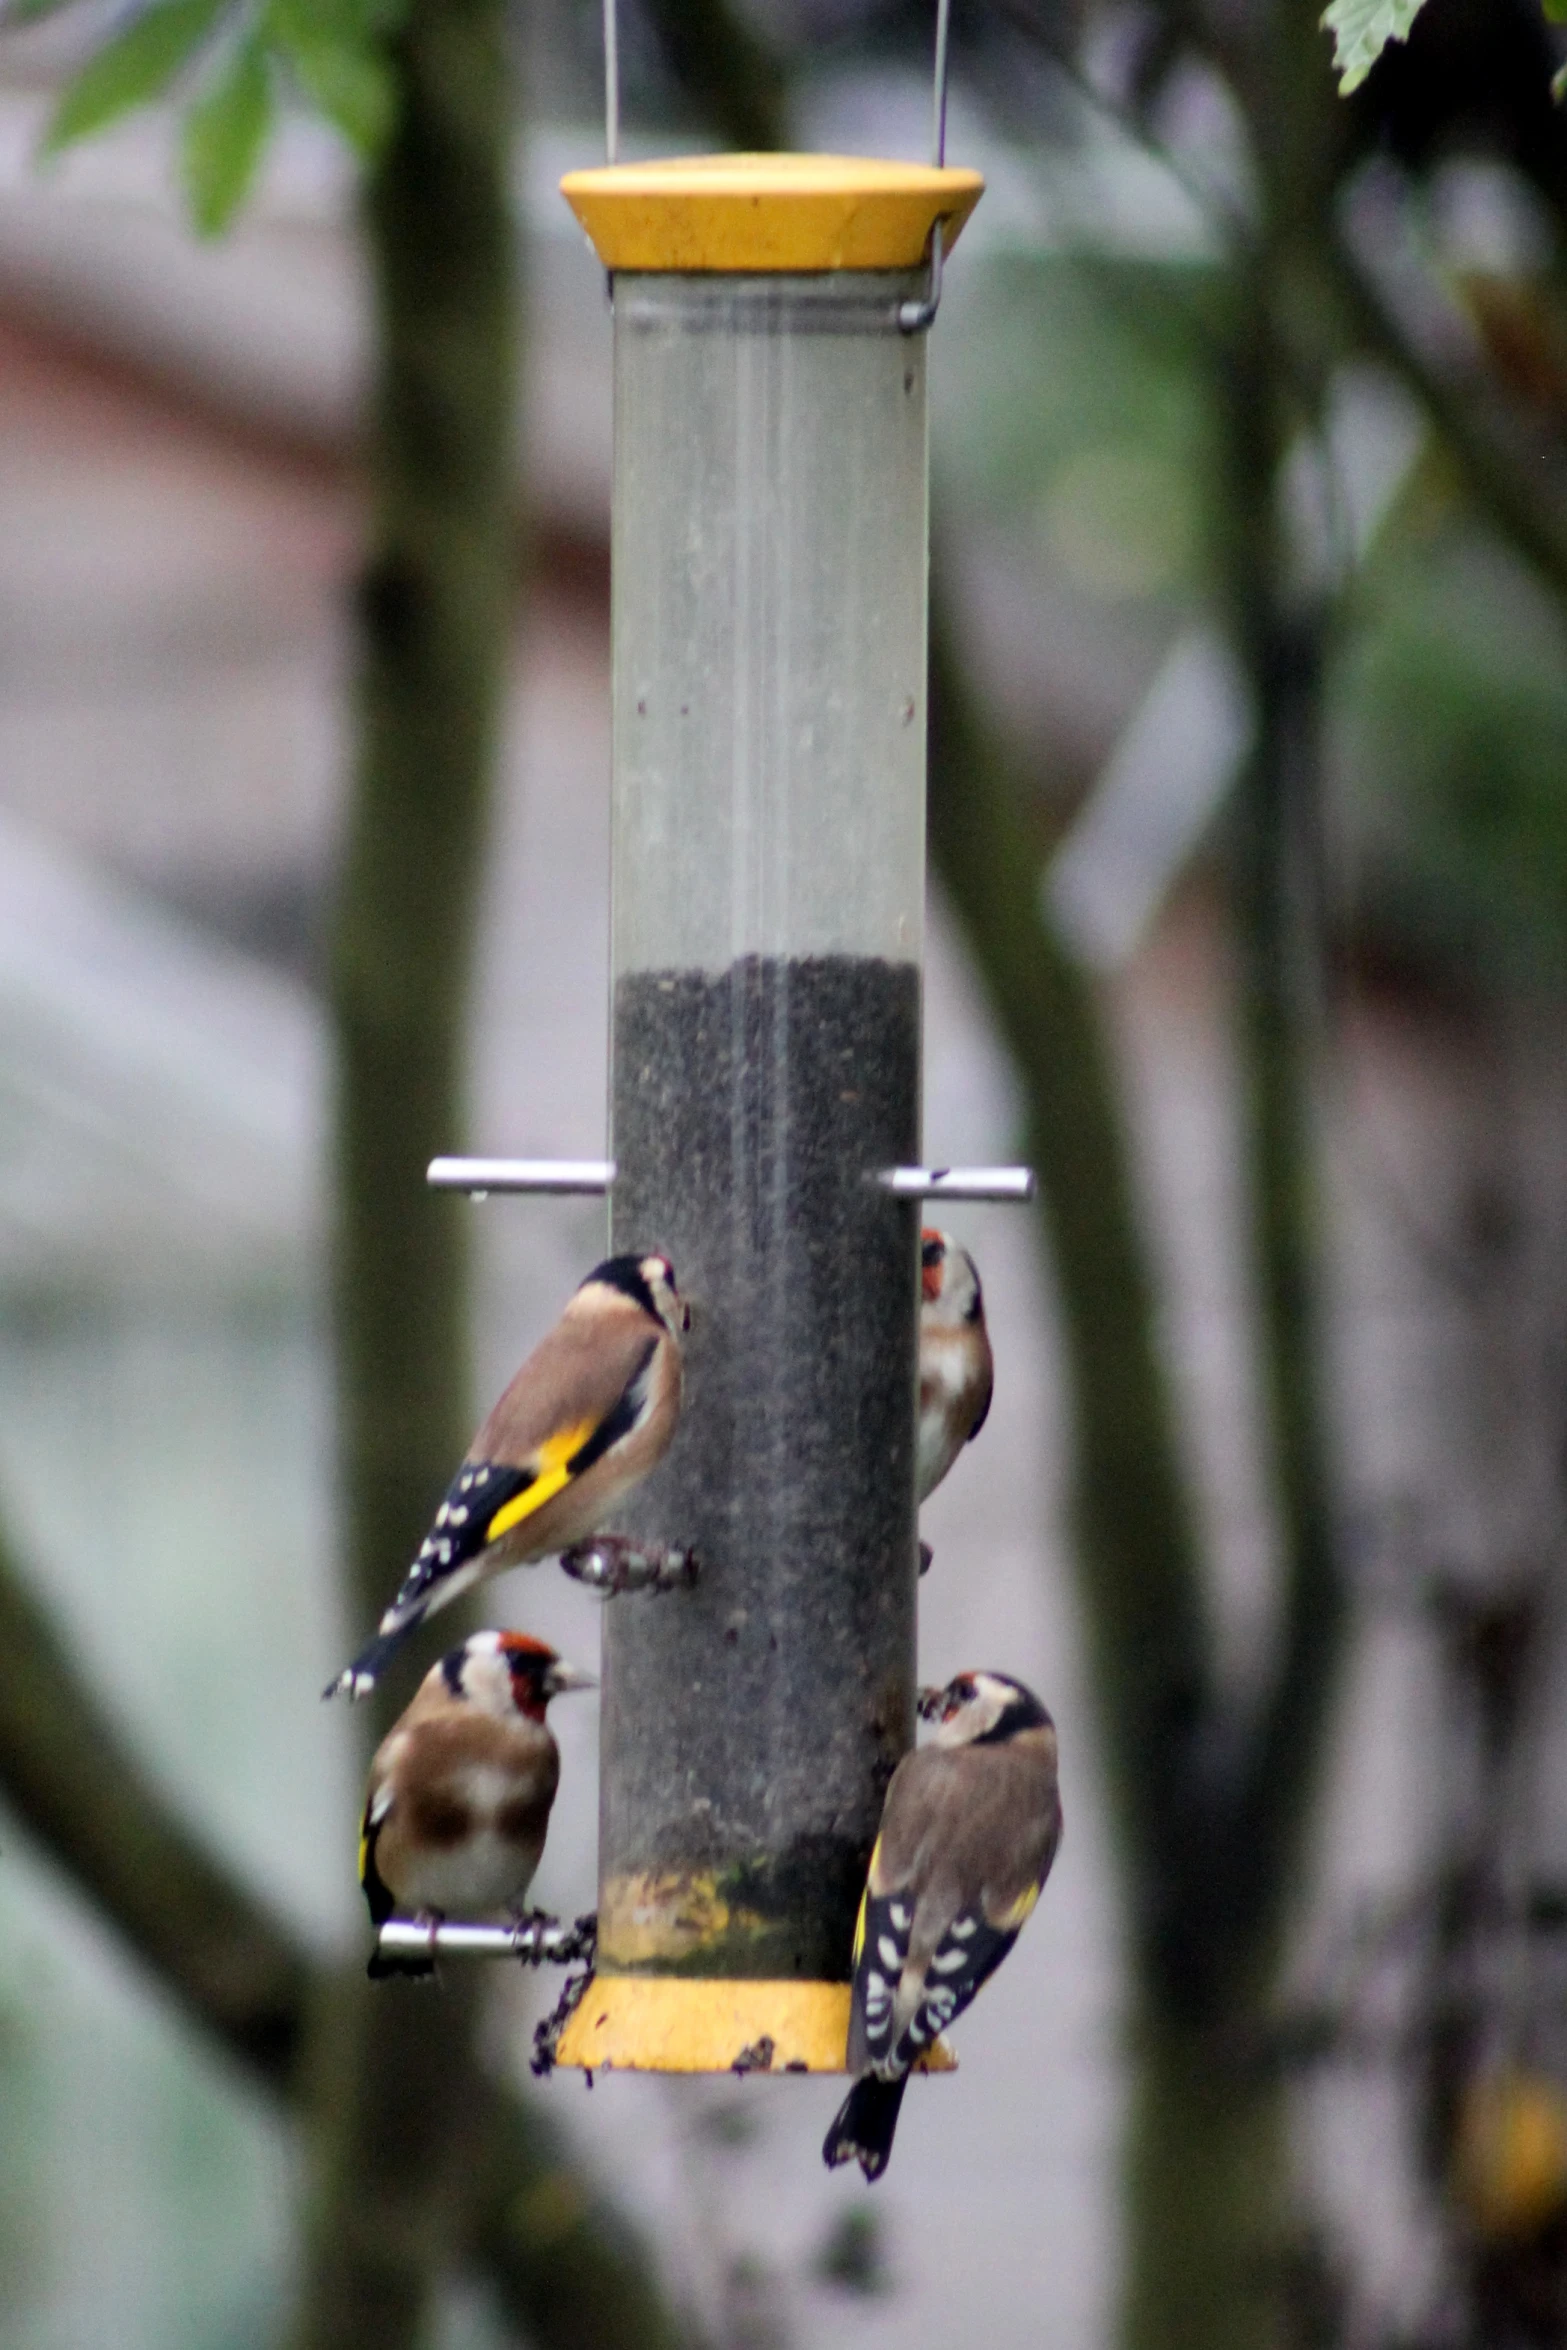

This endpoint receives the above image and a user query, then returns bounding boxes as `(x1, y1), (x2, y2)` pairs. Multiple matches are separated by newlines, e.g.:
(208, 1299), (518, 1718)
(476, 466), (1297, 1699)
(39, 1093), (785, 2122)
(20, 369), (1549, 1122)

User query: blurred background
(3, 1), (1567, 2346)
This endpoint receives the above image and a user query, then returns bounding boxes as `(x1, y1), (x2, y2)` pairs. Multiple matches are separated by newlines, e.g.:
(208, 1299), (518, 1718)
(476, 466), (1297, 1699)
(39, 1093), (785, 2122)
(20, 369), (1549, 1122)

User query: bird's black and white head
(579, 1252), (689, 1337)
(918, 1670), (1053, 1751)
(921, 1229), (984, 1332)
(441, 1631), (597, 1725)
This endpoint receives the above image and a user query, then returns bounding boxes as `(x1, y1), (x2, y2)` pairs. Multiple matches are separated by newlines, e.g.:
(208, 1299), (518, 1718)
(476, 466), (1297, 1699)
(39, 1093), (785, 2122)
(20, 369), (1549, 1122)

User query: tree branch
(1208, 262), (1345, 2002)
(0, 1515), (309, 2086)
(1328, 220), (1567, 609)
(0, 1519), (693, 2348)
(927, 590), (1215, 1997)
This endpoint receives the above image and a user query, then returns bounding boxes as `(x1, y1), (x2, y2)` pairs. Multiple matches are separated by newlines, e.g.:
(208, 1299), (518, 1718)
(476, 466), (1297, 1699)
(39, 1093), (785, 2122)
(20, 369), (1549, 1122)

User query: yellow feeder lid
(554, 1974), (958, 2075)
(560, 153), (984, 274)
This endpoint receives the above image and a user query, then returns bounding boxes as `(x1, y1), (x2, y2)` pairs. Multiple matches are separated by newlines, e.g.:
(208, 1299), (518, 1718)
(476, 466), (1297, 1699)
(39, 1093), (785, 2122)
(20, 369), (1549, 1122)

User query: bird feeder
(531, 151), (984, 2074)
(417, 59), (1031, 2062)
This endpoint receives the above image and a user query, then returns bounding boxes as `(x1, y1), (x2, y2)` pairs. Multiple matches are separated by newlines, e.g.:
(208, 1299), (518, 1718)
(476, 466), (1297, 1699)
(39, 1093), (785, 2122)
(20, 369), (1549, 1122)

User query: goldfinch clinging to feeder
(823, 1670), (1061, 2182)
(360, 1629), (595, 1979)
(326, 1253), (690, 1700)
(917, 1229), (992, 1505)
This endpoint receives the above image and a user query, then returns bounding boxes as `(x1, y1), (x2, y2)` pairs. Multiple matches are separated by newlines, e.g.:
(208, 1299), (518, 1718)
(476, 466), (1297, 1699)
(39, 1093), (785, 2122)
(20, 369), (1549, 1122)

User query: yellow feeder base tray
(554, 1974), (958, 2076)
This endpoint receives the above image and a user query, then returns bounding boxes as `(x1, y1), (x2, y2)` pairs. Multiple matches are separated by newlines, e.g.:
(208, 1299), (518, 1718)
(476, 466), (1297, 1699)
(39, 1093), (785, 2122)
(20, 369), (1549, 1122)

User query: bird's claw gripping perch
(559, 1536), (699, 1595)
(508, 1910), (597, 1967)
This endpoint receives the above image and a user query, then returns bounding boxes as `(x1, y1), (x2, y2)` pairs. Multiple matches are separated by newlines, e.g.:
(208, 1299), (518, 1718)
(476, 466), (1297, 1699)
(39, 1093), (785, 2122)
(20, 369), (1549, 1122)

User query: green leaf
(181, 27), (272, 234)
(42, 0), (228, 154)
(1320, 0), (1429, 94)
(1554, 57), (1567, 103)
(1544, 0), (1567, 24)
(264, 0), (396, 156)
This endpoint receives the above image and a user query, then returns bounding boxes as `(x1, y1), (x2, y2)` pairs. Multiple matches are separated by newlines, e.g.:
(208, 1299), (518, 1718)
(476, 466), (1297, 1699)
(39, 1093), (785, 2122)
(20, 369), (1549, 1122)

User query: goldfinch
(326, 1253), (689, 1699)
(917, 1229), (993, 1505)
(360, 1629), (595, 1978)
(823, 1670), (1061, 2181)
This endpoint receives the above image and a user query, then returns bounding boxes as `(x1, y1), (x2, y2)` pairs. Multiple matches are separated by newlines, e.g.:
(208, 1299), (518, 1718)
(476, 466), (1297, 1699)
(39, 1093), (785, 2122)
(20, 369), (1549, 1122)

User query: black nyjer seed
(600, 954), (921, 1980)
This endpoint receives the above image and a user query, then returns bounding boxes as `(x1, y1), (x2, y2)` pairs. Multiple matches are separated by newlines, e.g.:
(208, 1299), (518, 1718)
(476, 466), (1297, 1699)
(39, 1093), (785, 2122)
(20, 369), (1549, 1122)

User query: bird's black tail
(323, 1619), (418, 1702)
(822, 2074), (908, 2181)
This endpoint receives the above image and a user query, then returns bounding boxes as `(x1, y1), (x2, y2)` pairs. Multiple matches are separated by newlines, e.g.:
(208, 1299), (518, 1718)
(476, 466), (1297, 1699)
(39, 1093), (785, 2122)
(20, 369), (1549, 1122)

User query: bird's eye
(921, 1238), (942, 1269)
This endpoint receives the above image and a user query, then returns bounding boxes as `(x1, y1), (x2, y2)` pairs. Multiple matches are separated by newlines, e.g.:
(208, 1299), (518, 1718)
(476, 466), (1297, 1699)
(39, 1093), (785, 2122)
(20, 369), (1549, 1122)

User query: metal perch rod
(427, 1158), (616, 1194)
(428, 1158), (1035, 1202)
(376, 1914), (596, 1964)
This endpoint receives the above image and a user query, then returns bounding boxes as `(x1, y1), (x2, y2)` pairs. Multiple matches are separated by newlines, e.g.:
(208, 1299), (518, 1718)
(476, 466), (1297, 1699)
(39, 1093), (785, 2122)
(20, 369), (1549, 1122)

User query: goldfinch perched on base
(823, 1671), (1061, 2182)
(326, 1253), (690, 1699)
(917, 1229), (993, 1505)
(360, 1630), (595, 1978)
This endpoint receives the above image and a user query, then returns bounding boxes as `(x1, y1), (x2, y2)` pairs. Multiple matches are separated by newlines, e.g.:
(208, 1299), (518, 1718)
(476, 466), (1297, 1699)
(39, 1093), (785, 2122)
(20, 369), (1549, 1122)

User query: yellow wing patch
(357, 1819), (370, 1888)
(851, 1839), (882, 1966)
(484, 1417), (598, 1543)
(994, 1879), (1041, 1933)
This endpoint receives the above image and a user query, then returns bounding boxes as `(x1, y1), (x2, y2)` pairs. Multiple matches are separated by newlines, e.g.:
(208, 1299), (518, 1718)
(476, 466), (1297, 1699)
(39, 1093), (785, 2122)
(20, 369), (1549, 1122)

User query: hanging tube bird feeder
(534, 148), (983, 2074)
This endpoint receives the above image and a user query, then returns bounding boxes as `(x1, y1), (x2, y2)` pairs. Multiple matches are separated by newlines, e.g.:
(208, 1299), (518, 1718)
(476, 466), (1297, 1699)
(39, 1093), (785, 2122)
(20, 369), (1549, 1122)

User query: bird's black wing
(892, 1899), (1029, 2070)
(846, 1853), (915, 2072)
(320, 1459), (537, 1698)
(389, 1332), (660, 1616)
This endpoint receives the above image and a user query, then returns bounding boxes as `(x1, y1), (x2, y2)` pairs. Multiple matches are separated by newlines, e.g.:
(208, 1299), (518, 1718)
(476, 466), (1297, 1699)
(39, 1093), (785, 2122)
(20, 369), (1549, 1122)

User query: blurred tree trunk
(292, 2), (584, 2343)
(927, 598), (1306, 2350)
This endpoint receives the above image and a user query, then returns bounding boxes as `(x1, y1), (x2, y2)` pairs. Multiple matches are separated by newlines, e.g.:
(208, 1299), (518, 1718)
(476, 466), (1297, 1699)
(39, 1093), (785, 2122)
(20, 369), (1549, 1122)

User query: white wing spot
(932, 1947), (968, 1974)
(889, 1902), (910, 1929)
(951, 1916), (978, 1938)
(877, 1935), (901, 1970)
(450, 1505), (469, 1526)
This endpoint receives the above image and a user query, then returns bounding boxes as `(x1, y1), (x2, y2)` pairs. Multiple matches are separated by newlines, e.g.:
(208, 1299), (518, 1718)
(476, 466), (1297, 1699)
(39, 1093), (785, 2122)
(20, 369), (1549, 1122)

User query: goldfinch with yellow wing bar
(823, 1671), (1061, 2181)
(360, 1630), (595, 1978)
(327, 1254), (690, 1699)
(917, 1229), (993, 1506)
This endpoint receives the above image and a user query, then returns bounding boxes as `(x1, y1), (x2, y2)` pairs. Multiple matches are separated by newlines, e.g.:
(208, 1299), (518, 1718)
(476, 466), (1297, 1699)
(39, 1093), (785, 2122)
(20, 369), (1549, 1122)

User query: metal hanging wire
(603, 0), (619, 165)
(900, 0), (953, 332)
(930, 0), (952, 167)
(599, 0), (956, 330)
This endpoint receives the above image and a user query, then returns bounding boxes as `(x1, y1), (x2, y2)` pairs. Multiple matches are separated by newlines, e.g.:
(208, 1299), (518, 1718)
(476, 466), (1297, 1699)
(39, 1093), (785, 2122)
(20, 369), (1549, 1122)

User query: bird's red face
(921, 1229), (946, 1304)
(494, 1631), (596, 1720)
(497, 1632), (560, 1722)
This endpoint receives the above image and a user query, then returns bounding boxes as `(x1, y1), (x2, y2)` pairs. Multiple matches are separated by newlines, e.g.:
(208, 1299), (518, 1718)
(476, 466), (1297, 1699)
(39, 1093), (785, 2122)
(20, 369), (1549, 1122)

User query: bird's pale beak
(544, 1659), (598, 1696)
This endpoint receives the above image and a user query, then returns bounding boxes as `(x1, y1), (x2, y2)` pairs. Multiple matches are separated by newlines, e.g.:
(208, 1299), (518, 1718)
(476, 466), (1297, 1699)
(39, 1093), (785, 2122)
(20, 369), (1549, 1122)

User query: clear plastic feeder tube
(599, 267), (929, 1990)
(554, 157), (983, 2064)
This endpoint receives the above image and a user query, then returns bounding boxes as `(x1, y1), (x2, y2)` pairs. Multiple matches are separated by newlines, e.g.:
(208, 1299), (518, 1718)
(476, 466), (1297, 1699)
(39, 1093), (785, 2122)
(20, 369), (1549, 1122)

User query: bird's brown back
(874, 1726), (1060, 1953)
(471, 1296), (667, 1465)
